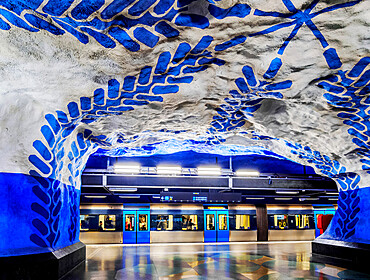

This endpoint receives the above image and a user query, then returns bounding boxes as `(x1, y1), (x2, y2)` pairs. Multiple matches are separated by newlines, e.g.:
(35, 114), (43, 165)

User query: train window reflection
(139, 214), (148, 231)
(218, 214), (228, 230)
(274, 214), (288, 229)
(156, 215), (173, 230)
(236, 215), (250, 230)
(206, 214), (215, 230)
(295, 215), (310, 229)
(99, 215), (116, 231)
(125, 214), (135, 231)
(181, 215), (198, 230)
(80, 215), (90, 231)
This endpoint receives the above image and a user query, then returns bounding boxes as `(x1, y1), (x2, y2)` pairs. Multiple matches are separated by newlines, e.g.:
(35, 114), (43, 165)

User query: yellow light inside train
(235, 170), (260, 177)
(156, 165), (182, 175)
(197, 166), (221, 176)
(114, 162), (141, 174)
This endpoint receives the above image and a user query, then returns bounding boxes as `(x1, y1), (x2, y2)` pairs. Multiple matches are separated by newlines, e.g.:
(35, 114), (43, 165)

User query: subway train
(79, 204), (336, 244)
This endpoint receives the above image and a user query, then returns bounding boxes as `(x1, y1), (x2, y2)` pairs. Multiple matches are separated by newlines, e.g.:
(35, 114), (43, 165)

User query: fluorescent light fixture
(276, 191), (299, 195)
(275, 197), (293, 200)
(328, 198), (338, 201)
(119, 195), (140, 199)
(152, 195), (160, 199)
(156, 165), (182, 175)
(197, 166), (221, 176)
(305, 198), (319, 200)
(326, 192), (339, 195)
(235, 170), (260, 177)
(84, 195), (107, 199)
(245, 197), (264, 200)
(108, 187), (138, 192)
(114, 163), (141, 174)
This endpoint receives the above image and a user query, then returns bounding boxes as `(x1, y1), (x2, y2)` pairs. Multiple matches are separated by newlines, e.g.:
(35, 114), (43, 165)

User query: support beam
(256, 205), (268, 241)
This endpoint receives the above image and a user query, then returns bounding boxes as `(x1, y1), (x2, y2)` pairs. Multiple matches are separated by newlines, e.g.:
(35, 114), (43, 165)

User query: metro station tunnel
(0, 0), (369, 279)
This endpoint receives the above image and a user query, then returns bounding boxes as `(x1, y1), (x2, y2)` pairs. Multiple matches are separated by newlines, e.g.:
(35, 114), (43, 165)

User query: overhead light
(235, 170), (260, 177)
(305, 198), (319, 200)
(84, 195), (107, 199)
(276, 191), (299, 195)
(275, 198), (293, 200)
(328, 198), (338, 201)
(197, 166), (221, 176)
(157, 165), (182, 175)
(108, 187), (138, 192)
(119, 195), (140, 199)
(152, 195), (160, 199)
(114, 163), (141, 174)
(245, 197), (264, 200)
(326, 192), (339, 195)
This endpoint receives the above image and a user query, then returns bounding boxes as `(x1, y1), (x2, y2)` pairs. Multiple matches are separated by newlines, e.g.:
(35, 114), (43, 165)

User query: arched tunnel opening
(0, 0), (369, 278)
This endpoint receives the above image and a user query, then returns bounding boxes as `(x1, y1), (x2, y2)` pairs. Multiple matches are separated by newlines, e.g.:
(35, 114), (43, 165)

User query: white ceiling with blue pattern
(0, 0), (368, 188)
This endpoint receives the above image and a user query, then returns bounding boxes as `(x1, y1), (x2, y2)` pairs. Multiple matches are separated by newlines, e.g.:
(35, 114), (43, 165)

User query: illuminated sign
(159, 192), (241, 203)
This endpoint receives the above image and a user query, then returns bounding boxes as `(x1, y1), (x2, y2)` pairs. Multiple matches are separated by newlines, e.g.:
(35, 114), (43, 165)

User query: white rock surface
(0, 0), (368, 187)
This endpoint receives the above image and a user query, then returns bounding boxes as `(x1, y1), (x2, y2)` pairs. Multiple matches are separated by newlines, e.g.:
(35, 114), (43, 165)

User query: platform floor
(64, 241), (370, 279)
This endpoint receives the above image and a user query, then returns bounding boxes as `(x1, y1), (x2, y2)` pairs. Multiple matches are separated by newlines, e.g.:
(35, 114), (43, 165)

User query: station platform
(63, 241), (370, 279)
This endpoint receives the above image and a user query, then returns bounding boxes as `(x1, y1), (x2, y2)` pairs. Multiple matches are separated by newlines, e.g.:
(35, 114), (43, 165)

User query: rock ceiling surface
(0, 0), (369, 188)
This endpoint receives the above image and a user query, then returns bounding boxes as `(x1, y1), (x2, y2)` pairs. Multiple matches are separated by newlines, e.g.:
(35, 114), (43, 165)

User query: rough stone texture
(0, 0), (369, 255)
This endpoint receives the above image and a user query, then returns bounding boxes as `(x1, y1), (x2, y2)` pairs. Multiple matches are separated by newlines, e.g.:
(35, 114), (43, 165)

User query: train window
(99, 215), (116, 231)
(295, 215), (311, 229)
(156, 215), (173, 231)
(218, 214), (228, 230)
(181, 215), (198, 230)
(139, 214), (148, 231)
(125, 214), (135, 231)
(236, 215), (250, 230)
(206, 214), (215, 230)
(80, 215), (90, 231)
(274, 215), (288, 229)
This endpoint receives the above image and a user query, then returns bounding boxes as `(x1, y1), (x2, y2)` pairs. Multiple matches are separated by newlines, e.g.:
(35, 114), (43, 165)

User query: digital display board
(160, 192), (241, 203)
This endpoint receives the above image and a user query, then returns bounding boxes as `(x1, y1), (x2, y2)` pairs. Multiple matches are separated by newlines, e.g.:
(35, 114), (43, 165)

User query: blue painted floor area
(64, 242), (370, 279)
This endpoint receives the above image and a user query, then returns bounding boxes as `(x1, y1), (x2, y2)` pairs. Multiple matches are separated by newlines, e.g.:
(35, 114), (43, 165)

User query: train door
(204, 210), (229, 242)
(217, 210), (229, 242)
(123, 210), (150, 244)
(137, 210), (150, 244)
(313, 206), (336, 238)
(123, 210), (136, 244)
(204, 210), (217, 242)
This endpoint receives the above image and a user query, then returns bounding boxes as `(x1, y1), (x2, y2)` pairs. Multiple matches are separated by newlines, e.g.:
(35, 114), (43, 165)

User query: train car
(313, 205), (336, 237)
(79, 203), (328, 244)
(267, 205), (316, 241)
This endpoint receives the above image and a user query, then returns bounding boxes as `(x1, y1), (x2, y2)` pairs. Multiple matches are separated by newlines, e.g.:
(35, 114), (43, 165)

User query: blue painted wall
(0, 173), (80, 257)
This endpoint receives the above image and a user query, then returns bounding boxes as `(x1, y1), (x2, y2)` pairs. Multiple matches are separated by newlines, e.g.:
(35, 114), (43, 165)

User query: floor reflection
(64, 242), (370, 280)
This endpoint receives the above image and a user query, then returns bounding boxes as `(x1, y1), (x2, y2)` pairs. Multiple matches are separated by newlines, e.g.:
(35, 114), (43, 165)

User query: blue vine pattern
(28, 36), (226, 248)
(17, 0), (367, 247)
(0, 0), (250, 51)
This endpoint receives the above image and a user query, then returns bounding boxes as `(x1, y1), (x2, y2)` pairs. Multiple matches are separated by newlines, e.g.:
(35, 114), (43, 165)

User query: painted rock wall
(0, 0), (369, 256)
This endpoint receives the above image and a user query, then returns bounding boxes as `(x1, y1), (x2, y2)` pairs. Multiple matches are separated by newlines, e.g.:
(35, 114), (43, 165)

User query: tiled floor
(64, 242), (370, 279)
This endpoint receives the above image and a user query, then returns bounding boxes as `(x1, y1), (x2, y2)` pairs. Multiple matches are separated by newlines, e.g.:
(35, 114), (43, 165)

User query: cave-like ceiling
(0, 0), (368, 190)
